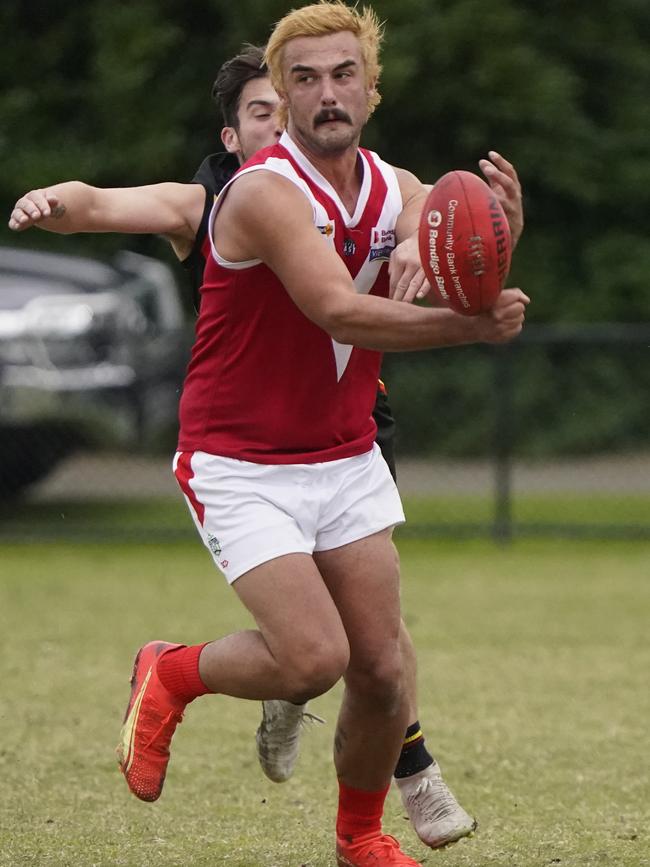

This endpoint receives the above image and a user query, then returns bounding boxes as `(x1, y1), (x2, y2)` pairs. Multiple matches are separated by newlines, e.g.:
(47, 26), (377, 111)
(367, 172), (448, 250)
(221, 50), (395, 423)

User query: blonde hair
(265, 1), (383, 127)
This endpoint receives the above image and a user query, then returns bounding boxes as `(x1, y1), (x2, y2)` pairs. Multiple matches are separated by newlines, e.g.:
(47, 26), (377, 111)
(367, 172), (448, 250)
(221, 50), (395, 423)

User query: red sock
(336, 781), (390, 841)
(156, 643), (213, 703)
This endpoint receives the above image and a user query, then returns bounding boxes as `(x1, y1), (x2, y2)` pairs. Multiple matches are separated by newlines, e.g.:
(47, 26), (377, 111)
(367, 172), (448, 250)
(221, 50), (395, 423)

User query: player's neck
(291, 134), (363, 214)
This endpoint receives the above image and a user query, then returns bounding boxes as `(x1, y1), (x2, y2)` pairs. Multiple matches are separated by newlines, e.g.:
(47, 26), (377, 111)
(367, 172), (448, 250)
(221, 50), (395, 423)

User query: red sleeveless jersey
(177, 132), (403, 464)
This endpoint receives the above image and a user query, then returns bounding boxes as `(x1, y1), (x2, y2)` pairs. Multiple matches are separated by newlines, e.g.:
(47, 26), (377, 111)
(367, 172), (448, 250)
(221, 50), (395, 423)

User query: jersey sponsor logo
(369, 227), (396, 261)
(343, 237), (356, 256)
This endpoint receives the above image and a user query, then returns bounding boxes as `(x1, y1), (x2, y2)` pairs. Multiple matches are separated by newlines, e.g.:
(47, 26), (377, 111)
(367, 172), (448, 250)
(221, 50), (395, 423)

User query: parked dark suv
(0, 245), (192, 497)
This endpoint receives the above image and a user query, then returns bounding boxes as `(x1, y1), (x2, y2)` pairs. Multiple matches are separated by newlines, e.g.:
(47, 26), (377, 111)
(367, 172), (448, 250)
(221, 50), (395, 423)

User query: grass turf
(1, 538), (649, 866)
(1, 491), (649, 542)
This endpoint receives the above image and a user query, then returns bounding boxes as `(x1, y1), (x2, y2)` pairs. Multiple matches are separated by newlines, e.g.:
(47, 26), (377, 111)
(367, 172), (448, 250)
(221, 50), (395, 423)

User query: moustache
(314, 108), (352, 127)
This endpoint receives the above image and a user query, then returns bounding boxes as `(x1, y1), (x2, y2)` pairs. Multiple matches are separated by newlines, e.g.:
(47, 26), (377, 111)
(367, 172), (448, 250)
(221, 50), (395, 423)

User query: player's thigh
(233, 552), (350, 675)
(314, 528), (402, 669)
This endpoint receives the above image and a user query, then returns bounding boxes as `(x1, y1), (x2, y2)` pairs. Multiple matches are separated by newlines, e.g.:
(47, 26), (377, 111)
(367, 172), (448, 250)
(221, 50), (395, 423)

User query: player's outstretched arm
(214, 170), (530, 352)
(8, 182), (204, 248)
(478, 151), (524, 248)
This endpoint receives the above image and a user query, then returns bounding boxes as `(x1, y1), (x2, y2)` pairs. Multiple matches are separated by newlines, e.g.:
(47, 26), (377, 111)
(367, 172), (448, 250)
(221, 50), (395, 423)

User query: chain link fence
(1, 324), (648, 543)
(383, 324), (650, 540)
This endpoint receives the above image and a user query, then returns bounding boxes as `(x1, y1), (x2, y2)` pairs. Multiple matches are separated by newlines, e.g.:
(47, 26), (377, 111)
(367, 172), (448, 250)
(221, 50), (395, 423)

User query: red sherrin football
(418, 170), (512, 316)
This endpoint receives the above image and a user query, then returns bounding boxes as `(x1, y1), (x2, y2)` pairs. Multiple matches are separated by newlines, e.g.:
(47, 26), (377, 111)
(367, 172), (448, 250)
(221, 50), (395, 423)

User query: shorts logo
(207, 534), (222, 556)
(369, 227), (396, 261)
(318, 221), (335, 240)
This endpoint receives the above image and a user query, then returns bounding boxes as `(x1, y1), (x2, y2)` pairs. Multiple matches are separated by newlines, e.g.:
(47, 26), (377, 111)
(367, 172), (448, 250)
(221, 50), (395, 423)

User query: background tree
(2, 0), (648, 321)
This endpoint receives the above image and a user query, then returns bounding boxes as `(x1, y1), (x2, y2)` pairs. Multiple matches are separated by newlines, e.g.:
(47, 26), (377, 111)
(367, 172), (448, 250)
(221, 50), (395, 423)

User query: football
(418, 170), (511, 315)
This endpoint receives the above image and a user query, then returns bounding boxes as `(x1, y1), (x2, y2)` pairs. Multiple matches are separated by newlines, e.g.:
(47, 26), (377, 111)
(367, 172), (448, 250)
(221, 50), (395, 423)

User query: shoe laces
(261, 704), (325, 747)
(406, 774), (460, 822)
(298, 709), (325, 728)
(139, 704), (184, 755)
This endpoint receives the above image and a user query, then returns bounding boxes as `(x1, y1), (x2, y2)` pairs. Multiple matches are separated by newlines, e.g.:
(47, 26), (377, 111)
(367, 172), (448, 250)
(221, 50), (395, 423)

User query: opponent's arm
(215, 171), (529, 352)
(8, 182), (205, 254)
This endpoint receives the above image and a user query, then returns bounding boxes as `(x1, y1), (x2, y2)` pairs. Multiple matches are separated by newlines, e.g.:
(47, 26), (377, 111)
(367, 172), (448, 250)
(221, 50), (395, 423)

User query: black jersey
(182, 152), (240, 311)
(180, 152), (397, 480)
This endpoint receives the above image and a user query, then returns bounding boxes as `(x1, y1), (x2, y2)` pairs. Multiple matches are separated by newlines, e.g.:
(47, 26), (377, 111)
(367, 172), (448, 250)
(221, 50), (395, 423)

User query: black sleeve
(373, 385), (397, 482)
(180, 153), (240, 311)
(180, 183), (213, 312)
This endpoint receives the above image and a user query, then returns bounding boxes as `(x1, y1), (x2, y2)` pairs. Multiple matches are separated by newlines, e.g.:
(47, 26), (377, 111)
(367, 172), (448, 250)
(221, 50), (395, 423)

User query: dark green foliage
(374, 0), (650, 322)
(2, 0), (649, 316)
(382, 336), (649, 458)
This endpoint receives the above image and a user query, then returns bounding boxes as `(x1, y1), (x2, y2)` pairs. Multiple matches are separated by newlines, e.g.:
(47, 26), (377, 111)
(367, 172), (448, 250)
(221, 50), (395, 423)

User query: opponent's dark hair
(212, 44), (268, 129)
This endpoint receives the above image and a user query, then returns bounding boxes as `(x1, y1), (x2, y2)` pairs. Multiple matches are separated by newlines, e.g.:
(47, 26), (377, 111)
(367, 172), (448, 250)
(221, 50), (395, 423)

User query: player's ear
(221, 126), (241, 155)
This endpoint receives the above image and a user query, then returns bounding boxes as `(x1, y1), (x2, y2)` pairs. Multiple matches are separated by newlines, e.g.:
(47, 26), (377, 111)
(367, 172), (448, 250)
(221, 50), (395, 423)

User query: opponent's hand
(8, 189), (64, 231)
(478, 152), (524, 249)
(477, 287), (530, 343)
(388, 234), (431, 302)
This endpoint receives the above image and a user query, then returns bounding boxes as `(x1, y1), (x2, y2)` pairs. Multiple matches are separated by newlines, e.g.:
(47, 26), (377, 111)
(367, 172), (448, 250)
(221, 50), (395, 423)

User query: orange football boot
(336, 831), (422, 866)
(116, 641), (185, 802)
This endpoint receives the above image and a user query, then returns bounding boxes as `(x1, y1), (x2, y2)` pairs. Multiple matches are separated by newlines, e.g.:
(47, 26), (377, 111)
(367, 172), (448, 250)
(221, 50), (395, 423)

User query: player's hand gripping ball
(418, 170), (512, 315)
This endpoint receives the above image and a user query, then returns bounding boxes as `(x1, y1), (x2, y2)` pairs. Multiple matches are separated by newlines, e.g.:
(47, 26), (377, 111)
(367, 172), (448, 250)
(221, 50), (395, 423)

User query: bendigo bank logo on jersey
(369, 227), (396, 261)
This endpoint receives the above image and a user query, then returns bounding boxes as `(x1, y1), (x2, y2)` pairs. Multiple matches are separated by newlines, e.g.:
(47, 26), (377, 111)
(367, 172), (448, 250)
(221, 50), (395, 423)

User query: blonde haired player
(266, 0), (383, 130)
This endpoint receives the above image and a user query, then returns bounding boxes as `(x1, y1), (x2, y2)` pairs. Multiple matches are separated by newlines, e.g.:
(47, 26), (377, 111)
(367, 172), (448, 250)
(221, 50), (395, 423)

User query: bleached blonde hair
(265, 1), (384, 127)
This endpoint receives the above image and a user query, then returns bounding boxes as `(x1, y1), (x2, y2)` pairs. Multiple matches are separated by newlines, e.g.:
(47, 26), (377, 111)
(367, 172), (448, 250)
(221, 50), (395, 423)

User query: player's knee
(283, 638), (349, 702)
(346, 650), (403, 712)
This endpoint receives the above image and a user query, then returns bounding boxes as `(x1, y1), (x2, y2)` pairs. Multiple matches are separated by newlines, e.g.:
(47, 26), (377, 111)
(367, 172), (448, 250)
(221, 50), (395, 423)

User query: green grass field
(2, 490), (649, 542)
(1, 536), (649, 866)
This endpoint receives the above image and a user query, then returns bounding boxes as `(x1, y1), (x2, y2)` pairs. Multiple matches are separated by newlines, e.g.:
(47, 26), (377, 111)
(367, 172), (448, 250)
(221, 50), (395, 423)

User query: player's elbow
(326, 317), (355, 345)
(317, 293), (360, 345)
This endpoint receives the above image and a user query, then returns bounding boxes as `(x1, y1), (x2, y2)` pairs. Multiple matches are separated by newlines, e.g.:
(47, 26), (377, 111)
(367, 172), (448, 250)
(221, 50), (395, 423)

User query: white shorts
(173, 444), (405, 584)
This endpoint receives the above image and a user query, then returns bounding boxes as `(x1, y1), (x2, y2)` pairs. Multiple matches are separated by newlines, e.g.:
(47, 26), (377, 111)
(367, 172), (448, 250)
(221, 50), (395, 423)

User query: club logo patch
(369, 227), (396, 261)
(318, 221), (335, 240)
(207, 534), (222, 556)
